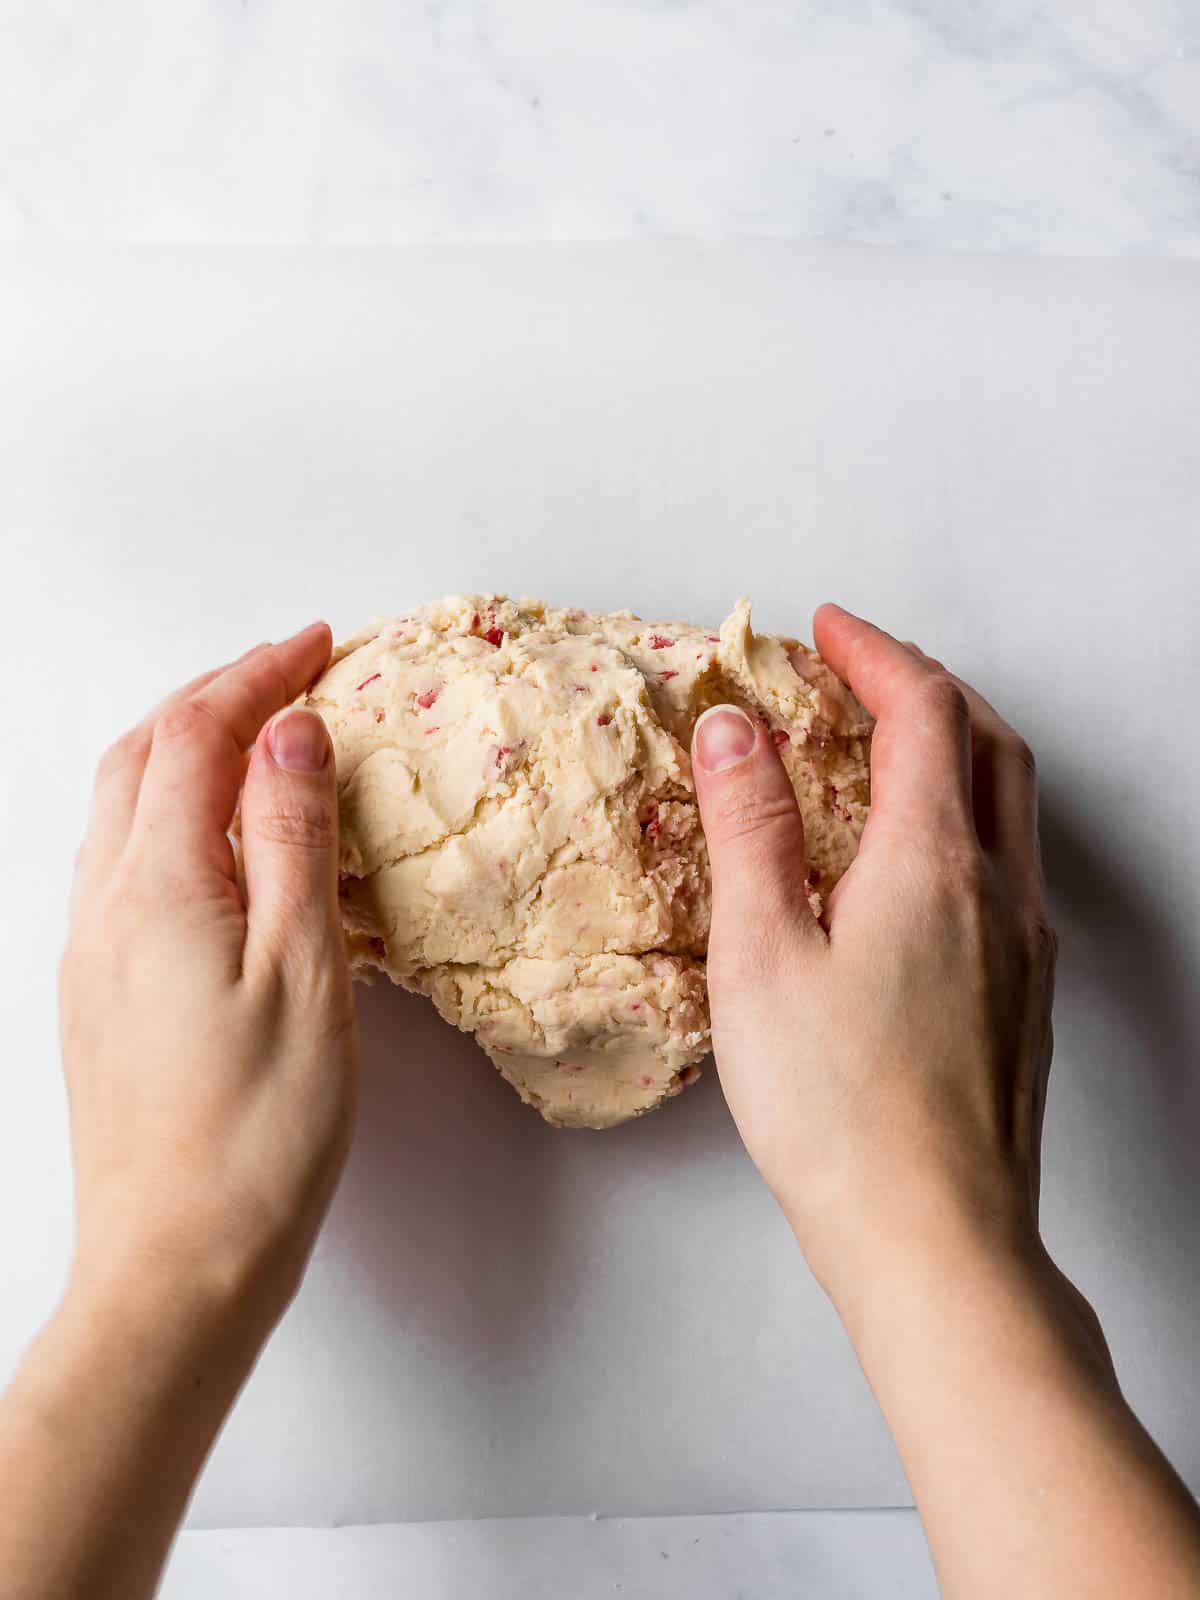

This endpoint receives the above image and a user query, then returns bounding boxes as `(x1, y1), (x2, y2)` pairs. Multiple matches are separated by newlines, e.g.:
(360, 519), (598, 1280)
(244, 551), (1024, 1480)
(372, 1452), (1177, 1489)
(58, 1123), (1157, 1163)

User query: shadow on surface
(1039, 785), (1200, 1410)
(1041, 788), (1200, 1155)
(323, 975), (733, 1358)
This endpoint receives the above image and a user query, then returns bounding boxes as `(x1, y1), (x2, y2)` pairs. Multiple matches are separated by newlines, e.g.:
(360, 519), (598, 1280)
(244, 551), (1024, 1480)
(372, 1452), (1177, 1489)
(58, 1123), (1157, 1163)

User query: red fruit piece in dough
(414, 685), (441, 710)
(356, 673), (381, 691)
(648, 634), (675, 650)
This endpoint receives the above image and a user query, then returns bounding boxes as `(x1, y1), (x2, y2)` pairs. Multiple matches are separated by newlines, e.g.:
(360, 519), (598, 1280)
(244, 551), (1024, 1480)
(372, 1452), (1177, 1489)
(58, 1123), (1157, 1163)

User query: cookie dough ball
(304, 596), (871, 1128)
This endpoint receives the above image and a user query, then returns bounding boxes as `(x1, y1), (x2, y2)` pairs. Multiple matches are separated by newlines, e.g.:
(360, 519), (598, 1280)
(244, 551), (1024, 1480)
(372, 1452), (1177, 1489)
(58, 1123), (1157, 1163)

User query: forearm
(0, 1267), (267, 1600)
(829, 1209), (1200, 1599)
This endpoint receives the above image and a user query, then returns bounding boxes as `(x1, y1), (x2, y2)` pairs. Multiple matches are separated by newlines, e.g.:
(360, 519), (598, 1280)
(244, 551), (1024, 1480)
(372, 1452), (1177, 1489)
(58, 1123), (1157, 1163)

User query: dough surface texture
(304, 596), (872, 1128)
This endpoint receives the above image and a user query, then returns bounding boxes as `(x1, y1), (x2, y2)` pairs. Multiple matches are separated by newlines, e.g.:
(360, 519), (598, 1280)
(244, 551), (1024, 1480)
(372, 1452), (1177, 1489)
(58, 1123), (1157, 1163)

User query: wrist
(780, 1156), (1037, 1310)
(802, 1182), (1117, 1401)
(54, 1242), (278, 1412)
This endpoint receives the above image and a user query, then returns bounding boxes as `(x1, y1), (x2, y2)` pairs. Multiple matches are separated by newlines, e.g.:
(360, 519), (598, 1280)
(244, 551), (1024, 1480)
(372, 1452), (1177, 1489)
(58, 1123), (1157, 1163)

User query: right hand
(691, 604), (1059, 1302)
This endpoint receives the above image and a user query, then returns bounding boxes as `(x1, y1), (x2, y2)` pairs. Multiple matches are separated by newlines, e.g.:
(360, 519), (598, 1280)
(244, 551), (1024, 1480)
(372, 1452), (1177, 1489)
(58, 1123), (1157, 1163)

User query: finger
(131, 622), (332, 877)
(905, 641), (1039, 888)
(240, 707), (341, 977)
(812, 604), (974, 844)
(691, 705), (825, 970)
(75, 644), (271, 901)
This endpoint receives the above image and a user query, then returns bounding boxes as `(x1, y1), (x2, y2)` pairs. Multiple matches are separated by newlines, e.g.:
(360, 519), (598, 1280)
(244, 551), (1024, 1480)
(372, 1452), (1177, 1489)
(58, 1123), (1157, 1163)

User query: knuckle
(711, 787), (801, 849)
(1030, 911), (1058, 965)
(1001, 732), (1038, 780)
(154, 697), (216, 745)
(94, 729), (144, 787)
(251, 801), (336, 852)
(917, 673), (970, 725)
(244, 645), (291, 708)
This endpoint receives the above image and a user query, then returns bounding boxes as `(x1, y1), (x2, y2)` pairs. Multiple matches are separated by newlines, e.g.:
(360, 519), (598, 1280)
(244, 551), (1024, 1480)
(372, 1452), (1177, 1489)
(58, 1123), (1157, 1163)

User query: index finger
(130, 622), (333, 876)
(812, 604), (974, 844)
(906, 642), (1040, 894)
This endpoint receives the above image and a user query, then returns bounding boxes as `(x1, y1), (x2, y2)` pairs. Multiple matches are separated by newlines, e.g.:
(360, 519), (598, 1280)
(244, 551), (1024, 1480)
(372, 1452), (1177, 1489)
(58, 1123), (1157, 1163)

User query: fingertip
(811, 602), (865, 665)
(692, 704), (758, 776)
(812, 601), (850, 640)
(265, 707), (332, 774)
(278, 619), (334, 667)
(294, 619), (332, 644)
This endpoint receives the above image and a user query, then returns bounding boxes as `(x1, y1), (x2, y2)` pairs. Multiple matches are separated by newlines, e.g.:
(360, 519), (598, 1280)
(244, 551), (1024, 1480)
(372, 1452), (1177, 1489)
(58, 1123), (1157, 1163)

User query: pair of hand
(4, 606), (1198, 1600)
(60, 605), (1050, 1327)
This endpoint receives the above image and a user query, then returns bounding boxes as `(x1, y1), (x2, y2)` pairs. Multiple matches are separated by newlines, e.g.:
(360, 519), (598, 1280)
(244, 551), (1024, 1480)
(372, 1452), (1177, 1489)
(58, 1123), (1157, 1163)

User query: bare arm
(691, 604), (1200, 1599)
(0, 624), (358, 1600)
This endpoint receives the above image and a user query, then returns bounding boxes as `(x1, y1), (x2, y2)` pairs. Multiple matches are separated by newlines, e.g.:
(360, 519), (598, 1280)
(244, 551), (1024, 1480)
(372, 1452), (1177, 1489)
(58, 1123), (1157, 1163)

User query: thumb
(241, 707), (342, 969)
(692, 705), (823, 958)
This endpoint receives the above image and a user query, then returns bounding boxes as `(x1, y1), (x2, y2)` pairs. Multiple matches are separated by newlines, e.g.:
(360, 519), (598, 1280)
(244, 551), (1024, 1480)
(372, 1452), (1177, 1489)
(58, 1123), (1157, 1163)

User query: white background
(1, 243), (1198, 1596)
(3, 2), (1199, 1593)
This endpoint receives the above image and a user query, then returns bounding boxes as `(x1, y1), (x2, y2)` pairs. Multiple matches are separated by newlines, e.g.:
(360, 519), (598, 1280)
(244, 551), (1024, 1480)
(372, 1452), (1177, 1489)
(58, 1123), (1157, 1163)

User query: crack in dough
(308, 595), (872, 1128)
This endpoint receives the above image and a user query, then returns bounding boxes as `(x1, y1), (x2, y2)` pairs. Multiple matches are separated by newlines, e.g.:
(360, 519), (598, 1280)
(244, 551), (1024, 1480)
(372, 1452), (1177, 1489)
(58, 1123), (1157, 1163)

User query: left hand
(59, 623), (358, 1330)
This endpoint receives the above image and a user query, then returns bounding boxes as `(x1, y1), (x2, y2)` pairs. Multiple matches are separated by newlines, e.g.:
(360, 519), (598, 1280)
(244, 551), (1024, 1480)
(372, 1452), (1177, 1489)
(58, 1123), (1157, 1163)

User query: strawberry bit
(414, 684), (441, 710)
(491, 738), (527, 770)
(374, 709), (386, 724)
(648, 634), (675, 650)
(590, 663), (600, 672)
(658, 669), (679, 681)
(470, 612), (481, 631)
(707, 635), (720, 643)
(424, 725), (440, 735)
(596, 713), (612, 727)
(640, 1074), (654, 1088)
(355, 672), (382, 692)
(483, 626), (504, 647)
(631, 1003), (642, 1012)
(772, 729), (790, 748)
(573, 684), (590, 694)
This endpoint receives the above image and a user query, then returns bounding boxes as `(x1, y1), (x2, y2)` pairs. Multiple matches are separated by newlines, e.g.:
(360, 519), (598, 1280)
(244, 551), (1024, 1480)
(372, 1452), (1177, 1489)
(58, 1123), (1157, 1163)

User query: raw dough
(304, 596), (871, 1128)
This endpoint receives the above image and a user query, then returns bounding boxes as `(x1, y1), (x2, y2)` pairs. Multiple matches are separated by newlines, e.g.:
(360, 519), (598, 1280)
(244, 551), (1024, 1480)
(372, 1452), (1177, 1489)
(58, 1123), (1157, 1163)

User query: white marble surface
(3, 0), (1199, 255)
(3, 242), (1199, 1536)
(161, 1513), (938, 1599)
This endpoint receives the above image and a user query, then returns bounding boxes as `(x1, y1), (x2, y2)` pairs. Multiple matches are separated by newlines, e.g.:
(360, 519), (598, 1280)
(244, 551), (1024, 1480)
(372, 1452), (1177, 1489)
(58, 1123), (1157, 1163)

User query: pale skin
(0, 609), (1197, 1599)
